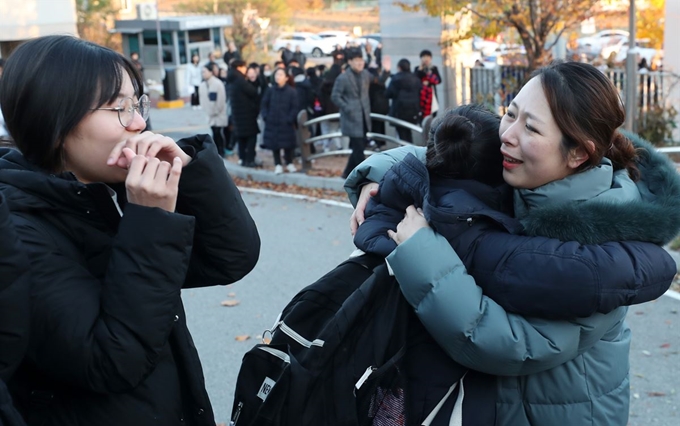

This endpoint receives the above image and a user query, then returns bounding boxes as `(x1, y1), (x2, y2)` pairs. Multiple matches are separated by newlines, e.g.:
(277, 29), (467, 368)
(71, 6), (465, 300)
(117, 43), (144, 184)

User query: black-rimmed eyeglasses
(93, 94), (150, 127)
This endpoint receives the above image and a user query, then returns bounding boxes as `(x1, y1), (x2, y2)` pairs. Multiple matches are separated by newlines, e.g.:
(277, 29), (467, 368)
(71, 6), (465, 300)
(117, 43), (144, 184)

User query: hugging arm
(345, 146), (676, 317)
(387, 227), (629, 376)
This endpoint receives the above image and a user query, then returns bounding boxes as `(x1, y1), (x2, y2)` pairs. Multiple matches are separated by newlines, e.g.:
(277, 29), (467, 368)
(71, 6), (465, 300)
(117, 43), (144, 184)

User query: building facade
(0, 0), (78, 57)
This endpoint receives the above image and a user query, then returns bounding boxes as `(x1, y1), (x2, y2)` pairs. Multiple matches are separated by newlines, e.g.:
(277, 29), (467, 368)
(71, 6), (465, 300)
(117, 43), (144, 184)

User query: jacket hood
(0, 148), (93, 215)
(520, 132), (680, 245)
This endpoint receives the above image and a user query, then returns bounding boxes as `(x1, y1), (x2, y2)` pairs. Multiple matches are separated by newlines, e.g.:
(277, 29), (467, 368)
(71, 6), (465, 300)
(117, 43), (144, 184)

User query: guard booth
(114, 15), (233, 100)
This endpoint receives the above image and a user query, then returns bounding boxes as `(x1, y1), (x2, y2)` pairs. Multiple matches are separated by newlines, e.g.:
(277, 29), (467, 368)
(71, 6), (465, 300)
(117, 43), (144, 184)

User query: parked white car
(601, 38), (661, 65)
(273, 32), (336, 57)
(575, 29), (629, 57)
(354, 33), (381, 49)
(317, 30), (355, 48)
(472, 36), (500, 57)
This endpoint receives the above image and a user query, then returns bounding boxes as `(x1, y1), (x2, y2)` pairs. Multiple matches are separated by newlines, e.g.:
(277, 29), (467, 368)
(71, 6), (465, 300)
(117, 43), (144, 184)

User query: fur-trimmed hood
(520, 132), (680, 245)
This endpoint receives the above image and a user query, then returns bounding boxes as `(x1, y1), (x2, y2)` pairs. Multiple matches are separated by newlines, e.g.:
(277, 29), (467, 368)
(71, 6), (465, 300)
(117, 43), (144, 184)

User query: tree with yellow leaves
(400, 0), (601, 71)
(636, 0), (665, 49)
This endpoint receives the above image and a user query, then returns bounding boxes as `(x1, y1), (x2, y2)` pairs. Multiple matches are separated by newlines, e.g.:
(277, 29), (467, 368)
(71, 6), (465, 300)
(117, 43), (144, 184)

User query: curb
(223, 159), (346, 192)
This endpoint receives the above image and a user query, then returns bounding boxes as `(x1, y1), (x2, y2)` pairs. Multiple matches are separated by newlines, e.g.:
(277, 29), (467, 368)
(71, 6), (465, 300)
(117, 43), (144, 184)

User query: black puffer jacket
(0, 135), (260, 426)
(227, 69), (261, 138)
(0, 191), (30, 382)
(0, 191), (30, 426)
(386, 71), (422, 123)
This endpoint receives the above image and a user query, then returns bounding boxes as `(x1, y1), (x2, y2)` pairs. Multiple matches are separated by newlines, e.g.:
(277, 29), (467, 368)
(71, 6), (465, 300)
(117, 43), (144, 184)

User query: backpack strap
(421, 372), (466, 426)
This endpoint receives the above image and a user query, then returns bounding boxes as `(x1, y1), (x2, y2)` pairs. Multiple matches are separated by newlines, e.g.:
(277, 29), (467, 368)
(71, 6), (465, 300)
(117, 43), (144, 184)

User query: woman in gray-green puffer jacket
(345, 62), (680, 425)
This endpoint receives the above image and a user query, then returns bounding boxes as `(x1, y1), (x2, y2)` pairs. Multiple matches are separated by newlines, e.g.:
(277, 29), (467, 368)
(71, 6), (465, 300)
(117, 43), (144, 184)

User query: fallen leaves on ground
(671, 274), (680, 293)
(647, 391), (667, 397)
(220, 299), (240, 307)
(235, 335), (250, 342)
(233, 177), (348, 202)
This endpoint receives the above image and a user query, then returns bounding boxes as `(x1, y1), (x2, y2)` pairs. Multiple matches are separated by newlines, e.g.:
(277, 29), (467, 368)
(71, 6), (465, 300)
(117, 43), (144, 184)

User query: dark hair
(426, 104), (504, 187)
(248, 62), (259, 69)
(419, 49), (432, 58)
(532, 60), (639, 180)
(273, 67), (294, 87)
(397, 59), (411, 72)
(346, 48), (363, 61)
(231, 59), (246, 69)
(306, 67), (317, 78)
(203, 64), (213, 73)
(0, 35), (142, 172)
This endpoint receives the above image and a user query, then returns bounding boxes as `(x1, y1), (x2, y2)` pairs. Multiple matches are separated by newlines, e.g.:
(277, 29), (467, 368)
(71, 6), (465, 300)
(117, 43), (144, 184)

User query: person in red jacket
(414, 49), (442, 118)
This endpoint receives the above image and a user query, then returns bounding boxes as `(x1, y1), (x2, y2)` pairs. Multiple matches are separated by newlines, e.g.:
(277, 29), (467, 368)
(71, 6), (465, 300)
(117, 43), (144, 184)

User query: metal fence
(296, 111), (434, 171)
(462, 66), (678, 123)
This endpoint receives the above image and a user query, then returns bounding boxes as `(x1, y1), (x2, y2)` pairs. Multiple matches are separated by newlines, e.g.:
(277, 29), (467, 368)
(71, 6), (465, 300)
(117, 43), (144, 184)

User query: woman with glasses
(0, 35), (261, 425)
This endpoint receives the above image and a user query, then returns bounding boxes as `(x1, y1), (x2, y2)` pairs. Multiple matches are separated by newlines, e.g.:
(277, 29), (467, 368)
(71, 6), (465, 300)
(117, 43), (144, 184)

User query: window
(128, 36), (140, 56)
(188, 29), (210, 43)
(178, 33), (187, 64)
(212, 28), (222, 49)
(142, 30), (172, 46)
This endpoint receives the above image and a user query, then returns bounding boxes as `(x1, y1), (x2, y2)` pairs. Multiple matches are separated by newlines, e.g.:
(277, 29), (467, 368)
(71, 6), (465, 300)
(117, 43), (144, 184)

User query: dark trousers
(226, 116), (236, 150)
(237, 135), (257, 164)
(191, 86), (200, 106)
(211, 126), (225, 156)
(371, 120), (386, 147)
(272, 148), (294, 166)
(396, 126), (413, 143)
(342, 136), (367, 179)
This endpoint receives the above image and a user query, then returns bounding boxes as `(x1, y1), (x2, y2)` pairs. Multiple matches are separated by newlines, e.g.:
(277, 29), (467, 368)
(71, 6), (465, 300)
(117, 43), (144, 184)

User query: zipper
(278, 322), (325, 348)
(456, 216), (475, 226)
(230, 402), (243, 426)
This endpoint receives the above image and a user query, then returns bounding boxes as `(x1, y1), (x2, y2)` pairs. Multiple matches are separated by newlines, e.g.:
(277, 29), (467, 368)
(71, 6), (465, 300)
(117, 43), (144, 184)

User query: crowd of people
(179, 40), (444, 177)
(0, 33), (678, 426)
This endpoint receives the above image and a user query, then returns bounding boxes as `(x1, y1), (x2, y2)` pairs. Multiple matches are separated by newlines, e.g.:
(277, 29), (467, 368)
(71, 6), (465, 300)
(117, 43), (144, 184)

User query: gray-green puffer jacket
(344, 133), (680, 425)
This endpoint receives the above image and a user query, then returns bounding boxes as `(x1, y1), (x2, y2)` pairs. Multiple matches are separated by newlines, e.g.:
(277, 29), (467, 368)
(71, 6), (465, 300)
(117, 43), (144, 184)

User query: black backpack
(230, 254), (413, 426)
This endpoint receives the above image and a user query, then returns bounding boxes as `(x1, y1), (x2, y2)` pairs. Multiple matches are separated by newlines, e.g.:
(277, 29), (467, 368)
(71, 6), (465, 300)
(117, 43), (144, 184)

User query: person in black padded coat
(0, 35), (260, 426)
(0, 190), (30, 426)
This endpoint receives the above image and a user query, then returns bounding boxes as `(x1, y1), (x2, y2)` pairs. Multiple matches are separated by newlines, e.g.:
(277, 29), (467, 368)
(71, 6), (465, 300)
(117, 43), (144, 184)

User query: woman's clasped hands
(107, 132), (192, 213)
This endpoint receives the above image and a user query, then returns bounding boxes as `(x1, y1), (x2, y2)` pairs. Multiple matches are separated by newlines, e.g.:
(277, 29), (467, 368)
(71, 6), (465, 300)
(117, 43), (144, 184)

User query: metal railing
(462, 66), (678, 124)
(296, 111), (434, 171)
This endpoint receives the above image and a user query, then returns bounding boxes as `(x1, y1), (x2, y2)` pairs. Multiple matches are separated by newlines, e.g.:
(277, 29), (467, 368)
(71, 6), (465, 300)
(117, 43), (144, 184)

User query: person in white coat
(186, 54), (203, 110)
(198, 65), (228, 156)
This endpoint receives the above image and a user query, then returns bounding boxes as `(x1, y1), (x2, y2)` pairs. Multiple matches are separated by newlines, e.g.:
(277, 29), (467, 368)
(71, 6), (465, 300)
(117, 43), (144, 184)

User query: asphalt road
(182, 191), (680, 425)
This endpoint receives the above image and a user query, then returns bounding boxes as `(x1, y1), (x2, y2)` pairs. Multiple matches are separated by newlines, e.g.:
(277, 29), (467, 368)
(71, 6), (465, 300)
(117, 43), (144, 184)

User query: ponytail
(425, 114), (475, 178)
(608, 131), (640, 181)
